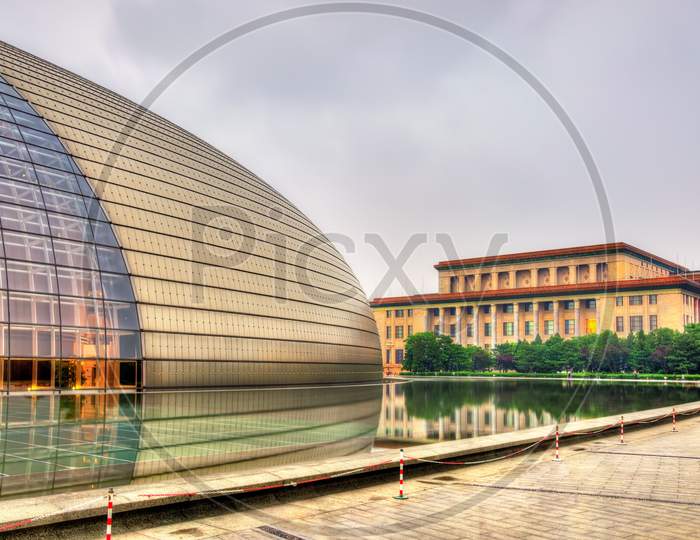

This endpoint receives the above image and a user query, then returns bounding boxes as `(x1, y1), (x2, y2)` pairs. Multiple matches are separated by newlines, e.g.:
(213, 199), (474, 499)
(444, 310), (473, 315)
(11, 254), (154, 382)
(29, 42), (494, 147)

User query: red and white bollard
(553, 425), (561, 462)
(619, 415), (625, 445)
(672, 408), (678, 432)
(393, 448), (408, 500)
(106, 488), (114, 540)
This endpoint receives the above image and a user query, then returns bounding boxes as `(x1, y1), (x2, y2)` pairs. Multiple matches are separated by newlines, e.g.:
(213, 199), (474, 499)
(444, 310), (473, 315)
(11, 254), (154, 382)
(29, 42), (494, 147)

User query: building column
(550, 267), (558, 285)
(530, 268), (537, 287)
(553, 300), (560, 336)
(514, 303), (520, 341)
(456, 307), (463, 344)
(474, 306), (480, 346)
(589, 263), (596, 282)
(569, 265), (577, 284)
(424, 309), (431, 333)
(491, 303), (497, 349)
(574, 299), (581, 337)
(596, 299), (602, 334)
(491, 271), (498, 290)
(533, 302), (540, 339)
(439, 308), (446, 335)
(509, 270), (516, 289)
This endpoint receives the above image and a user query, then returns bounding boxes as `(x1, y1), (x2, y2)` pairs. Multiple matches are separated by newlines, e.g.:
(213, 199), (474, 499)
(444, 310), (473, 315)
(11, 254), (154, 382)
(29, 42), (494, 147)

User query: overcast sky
(3, 1), (698, 298)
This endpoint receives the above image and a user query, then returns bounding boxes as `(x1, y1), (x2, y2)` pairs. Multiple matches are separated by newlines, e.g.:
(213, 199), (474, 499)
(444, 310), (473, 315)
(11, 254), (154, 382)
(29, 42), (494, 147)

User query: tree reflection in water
(377, 379), (699, 444)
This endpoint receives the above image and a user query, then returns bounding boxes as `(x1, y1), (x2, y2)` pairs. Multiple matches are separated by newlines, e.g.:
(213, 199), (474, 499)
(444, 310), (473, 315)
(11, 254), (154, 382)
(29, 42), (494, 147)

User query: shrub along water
(401, 324), (700, 375)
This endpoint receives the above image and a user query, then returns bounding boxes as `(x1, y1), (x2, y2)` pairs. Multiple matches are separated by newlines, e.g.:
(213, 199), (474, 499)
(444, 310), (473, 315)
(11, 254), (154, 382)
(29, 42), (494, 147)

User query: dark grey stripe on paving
(257, 525), (307, 540)
(441, 482), (700, 507)
(591, 450), (700, 460)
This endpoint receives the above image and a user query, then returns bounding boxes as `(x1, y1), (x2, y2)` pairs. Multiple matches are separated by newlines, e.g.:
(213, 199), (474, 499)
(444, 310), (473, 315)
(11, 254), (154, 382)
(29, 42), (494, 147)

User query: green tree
(404, 332), (442, 372)
(494, 342), (517, 371)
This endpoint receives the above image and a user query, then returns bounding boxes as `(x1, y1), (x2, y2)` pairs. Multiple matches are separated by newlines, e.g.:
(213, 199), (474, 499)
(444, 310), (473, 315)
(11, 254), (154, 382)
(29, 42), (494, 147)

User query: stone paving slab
(1, 400), (699, 534)
(116, 411), (700, 540)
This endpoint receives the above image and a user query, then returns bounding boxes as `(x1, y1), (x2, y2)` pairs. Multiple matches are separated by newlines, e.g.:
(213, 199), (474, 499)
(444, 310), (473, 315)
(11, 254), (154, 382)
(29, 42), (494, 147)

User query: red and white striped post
(553, 424), (561, 462)
(393, 448), (408, 500)
(672, 408), (678, 432)
(619, 415), (625, 445)
(105, 488), (114, 540)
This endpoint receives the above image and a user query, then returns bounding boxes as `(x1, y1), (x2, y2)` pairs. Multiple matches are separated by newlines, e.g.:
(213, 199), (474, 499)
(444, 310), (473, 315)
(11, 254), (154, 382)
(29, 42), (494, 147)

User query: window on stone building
(407, 325), (413, 337)
(385, 350), (391, 363)
(386, 326), (391, 339)
(395, 326), (404, 339)
(544, 320), (554, 335)
(616, 296), (623, 306)
(630, 295), (643, 306)
(616, 317), (624, 333)
(449, 324), (456, 338)
(503, 322), (514, 336)
(564, 300), (575, 310)
(565, 319), (575, 335)
(524, 321), (534, 336)
(630, 315), (643, 332)
(503, 304), (514, 314)
(466, 323), (473, 337)
(395, 309), (404, 317)
(649, 315), (658, 331)
(484, 323), (492, 337)
(407, 309), (413, 317)
(433, 325), (439, 335)
(395, 349), (404, 364)
(648, 295), (657, 305)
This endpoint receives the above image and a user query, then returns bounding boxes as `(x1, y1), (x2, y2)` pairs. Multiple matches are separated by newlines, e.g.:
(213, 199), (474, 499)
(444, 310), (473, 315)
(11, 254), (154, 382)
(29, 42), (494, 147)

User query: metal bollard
(553, 425), (561, 462)
(619, 415), (625, 445)
(672, 408), (678, 432)
(106, 488), (114, 540)
(393, 448), (409, 500)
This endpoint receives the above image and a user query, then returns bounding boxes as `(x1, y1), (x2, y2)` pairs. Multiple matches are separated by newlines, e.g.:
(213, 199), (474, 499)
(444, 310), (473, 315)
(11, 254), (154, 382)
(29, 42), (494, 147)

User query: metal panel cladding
(0, 41), (382, 387)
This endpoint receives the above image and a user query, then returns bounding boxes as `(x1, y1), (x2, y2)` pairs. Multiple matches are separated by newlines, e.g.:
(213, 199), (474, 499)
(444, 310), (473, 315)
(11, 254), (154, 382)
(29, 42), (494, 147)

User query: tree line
(402, 324), (700, 374)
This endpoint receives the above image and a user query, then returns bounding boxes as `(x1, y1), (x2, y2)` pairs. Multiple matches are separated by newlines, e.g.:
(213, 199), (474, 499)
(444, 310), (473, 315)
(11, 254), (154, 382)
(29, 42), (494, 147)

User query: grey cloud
(2, 0), (698, 296)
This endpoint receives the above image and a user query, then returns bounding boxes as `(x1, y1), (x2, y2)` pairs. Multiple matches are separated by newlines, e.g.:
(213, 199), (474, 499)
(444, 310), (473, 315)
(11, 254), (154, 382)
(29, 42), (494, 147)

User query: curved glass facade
(0, 40), (381, 387)
(0, 74), (140, 392)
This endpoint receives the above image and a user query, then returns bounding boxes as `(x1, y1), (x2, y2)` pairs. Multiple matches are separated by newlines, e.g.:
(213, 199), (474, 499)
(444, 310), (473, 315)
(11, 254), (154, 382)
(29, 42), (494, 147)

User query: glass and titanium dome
(0, 41), (382, 390)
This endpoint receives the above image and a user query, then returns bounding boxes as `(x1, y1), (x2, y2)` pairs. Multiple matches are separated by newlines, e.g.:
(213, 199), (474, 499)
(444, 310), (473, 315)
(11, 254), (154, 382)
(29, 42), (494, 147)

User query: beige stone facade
(371, 243), (700, 375)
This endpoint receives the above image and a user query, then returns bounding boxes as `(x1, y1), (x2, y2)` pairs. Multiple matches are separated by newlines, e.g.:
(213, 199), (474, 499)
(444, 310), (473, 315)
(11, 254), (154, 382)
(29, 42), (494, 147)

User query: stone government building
(371, 243), (700, 375)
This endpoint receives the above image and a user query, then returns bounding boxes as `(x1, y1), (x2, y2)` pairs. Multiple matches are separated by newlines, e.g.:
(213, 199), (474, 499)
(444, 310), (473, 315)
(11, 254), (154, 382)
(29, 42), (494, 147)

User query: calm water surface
(377, 378), (700, 445)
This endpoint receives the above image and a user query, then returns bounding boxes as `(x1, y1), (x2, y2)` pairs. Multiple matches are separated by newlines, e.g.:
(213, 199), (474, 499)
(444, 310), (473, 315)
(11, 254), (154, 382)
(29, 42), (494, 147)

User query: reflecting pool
(377, 378), (699, 445)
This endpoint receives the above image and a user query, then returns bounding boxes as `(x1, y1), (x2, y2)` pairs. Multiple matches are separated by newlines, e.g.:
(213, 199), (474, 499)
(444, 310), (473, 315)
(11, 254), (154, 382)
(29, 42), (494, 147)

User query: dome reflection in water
(0, 384), (381, 497)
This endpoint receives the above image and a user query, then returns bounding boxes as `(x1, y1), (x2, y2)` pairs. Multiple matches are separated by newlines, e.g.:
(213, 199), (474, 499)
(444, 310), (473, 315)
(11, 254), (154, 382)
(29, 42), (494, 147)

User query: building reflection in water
(376, 378), (700, 445)
(378, 380), (559, 445)
(0, 384), (381, 498)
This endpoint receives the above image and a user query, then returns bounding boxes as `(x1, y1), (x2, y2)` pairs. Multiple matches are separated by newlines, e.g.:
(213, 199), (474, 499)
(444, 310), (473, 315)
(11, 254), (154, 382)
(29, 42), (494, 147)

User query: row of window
(384, 349), (404, 364)
(385, 308), (413, 318)
(616, 315), (658, 333)
(616, 294), (657, 306)
(386, 295), (663, 318)
(385, 325), (413, 339)
(422, 315), (658, 339)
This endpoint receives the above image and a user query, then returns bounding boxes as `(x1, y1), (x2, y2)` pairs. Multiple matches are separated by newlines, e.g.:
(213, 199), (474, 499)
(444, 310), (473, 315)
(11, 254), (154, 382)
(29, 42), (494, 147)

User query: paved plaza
(29, 412), (698, 540)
